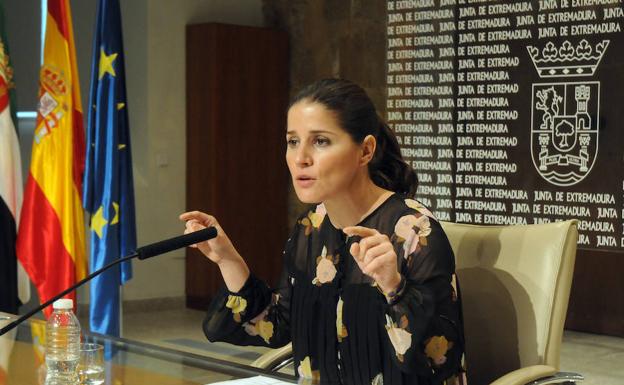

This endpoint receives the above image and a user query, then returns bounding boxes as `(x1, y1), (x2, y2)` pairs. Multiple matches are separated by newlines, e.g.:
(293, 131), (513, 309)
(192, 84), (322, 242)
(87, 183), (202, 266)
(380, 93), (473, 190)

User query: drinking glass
(77, 343), (104, 385)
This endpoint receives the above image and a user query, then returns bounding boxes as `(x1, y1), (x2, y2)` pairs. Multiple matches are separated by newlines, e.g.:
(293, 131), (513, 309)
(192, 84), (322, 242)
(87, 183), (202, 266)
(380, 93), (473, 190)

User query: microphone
(0, 227), (217, 336)
(137, 227), (217, 260)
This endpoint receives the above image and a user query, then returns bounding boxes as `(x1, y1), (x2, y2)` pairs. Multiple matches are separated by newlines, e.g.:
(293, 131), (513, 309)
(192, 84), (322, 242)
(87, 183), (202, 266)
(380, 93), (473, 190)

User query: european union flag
(83, 0), (135, 337)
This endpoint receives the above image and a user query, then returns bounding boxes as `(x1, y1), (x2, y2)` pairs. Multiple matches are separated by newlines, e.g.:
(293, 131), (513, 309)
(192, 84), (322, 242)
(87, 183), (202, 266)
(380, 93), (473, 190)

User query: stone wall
(262, 0), (388, 222)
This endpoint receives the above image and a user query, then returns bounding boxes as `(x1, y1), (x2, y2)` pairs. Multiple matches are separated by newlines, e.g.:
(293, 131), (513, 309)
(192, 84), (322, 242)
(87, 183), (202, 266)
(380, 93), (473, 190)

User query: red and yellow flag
(17, 0), (86, 317)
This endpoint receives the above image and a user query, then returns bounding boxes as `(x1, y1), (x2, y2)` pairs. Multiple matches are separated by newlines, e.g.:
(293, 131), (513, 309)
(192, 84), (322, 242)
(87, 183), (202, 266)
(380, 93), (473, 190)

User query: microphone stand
(0, 252), (138, 336)
(0, 227), (217, 336)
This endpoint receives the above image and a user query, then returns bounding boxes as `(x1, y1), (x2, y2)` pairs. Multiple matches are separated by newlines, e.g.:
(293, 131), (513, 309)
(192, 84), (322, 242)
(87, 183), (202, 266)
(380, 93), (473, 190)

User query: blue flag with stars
(83, 0), (136, 337)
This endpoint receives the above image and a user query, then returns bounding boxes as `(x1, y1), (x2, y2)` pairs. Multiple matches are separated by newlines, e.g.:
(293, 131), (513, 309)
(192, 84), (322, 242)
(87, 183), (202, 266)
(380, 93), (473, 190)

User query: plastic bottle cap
(53, 299), (74, 310)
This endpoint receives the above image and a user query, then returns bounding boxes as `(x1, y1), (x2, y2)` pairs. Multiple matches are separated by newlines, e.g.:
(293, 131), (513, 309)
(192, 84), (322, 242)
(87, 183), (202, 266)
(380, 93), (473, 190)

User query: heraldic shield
(530, 81), (599, 186)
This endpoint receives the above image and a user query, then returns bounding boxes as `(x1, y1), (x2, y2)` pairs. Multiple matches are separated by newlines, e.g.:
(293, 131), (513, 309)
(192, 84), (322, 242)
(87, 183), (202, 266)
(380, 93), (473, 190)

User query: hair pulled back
(291, 78), (418, 197)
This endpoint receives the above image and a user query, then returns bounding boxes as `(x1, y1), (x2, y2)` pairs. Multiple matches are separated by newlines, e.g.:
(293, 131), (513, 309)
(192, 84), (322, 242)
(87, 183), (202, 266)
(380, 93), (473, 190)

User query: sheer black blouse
(203, 194), (467, 385)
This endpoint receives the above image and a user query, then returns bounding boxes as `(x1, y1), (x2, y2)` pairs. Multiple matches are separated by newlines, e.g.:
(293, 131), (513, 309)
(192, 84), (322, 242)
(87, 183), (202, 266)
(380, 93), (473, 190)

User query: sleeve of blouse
(382, 212), (463, 380)
(202, 240), (294, 349)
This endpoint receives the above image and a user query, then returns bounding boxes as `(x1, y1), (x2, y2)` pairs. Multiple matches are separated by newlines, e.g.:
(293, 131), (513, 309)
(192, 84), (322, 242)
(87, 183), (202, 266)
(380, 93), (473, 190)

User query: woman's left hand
(343, 226), (402, 294)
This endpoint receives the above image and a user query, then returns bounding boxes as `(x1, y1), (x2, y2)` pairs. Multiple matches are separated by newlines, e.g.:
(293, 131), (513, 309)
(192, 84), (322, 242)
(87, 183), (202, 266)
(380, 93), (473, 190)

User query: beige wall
(122, 0), (265, 301)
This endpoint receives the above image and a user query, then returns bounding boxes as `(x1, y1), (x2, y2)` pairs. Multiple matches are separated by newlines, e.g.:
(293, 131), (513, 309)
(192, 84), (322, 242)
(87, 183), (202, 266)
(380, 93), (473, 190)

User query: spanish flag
(17, 0), (86, 317)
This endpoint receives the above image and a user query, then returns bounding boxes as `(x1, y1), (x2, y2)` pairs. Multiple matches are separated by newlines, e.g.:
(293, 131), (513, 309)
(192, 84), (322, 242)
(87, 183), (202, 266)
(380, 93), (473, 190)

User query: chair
(254, 220), (583, 385)
(441, 220), (583, 385)
(251, 342), (293, 372)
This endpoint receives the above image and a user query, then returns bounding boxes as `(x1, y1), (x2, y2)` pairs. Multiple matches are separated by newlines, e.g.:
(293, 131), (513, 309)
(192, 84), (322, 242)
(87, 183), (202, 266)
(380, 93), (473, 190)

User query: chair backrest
(440, 220), (578, 385)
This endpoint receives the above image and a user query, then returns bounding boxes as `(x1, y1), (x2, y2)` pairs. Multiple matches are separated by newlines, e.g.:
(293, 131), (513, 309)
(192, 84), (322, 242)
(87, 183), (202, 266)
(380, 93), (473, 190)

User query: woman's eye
(314, 137), (330, 146)
(287, 138), (298, 147)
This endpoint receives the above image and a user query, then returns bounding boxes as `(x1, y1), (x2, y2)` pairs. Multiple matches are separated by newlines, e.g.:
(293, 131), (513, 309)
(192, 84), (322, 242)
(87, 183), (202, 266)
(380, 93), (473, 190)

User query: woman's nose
(295, 145), (312, 167)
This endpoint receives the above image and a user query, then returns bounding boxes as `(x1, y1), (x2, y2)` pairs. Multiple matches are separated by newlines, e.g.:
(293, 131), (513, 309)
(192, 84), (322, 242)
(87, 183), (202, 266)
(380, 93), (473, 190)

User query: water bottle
(45, 298), (81, 385)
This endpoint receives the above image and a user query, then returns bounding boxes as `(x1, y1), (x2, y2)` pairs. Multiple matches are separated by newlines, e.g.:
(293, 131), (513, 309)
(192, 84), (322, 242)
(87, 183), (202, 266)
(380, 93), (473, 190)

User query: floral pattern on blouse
(225, 295), (247, 323)
(385, 314), (412, 363)
(371, 373), (384, 385)
(298, 356), (320, 380)
(242, 306), (274, 344)
(336, 297), (348, 342)
(312, 246), (339, 286)
(393, 213), (432, 259)
(299, 204), (326, 235)
(425, 335), (454, 367)
(404, 198), (436, 219)
(202, 193), (465, 384)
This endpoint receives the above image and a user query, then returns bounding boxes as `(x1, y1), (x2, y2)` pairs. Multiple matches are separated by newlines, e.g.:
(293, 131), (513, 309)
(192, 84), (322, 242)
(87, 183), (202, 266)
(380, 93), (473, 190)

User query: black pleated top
(203, 194), (467, 385)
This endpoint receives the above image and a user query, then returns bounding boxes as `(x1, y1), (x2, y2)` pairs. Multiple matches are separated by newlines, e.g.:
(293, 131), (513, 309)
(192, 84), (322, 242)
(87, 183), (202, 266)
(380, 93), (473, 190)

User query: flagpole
(119, 285), (123, 336)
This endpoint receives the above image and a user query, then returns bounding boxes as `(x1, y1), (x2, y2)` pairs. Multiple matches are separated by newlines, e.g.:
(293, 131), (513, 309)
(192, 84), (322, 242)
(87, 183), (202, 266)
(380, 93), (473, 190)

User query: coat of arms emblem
(527, 40), (608, 186)
(35, 65), (68, 143)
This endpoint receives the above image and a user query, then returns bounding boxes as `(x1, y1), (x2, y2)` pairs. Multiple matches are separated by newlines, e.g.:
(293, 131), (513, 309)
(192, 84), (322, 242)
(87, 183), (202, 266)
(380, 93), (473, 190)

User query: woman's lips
(295, 177), (316, 188)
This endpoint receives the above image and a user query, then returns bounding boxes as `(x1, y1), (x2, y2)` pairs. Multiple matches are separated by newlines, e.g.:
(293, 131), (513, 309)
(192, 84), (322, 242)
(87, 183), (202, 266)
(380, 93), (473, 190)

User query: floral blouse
(203, 194), (467, 385)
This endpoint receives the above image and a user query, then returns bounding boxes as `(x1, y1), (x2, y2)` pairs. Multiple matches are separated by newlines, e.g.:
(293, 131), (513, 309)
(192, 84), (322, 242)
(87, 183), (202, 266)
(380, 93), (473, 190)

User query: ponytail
(370, 119), (418, 197)
(291, 78), (418, 197)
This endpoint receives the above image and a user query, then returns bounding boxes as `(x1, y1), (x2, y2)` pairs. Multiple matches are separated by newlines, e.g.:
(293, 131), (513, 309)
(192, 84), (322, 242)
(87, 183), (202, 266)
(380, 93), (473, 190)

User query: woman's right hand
(180, 211), (250, 292)
(179, 211), (238, 265)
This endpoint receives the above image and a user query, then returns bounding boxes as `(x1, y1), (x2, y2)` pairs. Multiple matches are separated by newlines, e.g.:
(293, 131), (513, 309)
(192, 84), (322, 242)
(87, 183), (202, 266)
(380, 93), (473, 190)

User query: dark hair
(290, 78), (418, 197)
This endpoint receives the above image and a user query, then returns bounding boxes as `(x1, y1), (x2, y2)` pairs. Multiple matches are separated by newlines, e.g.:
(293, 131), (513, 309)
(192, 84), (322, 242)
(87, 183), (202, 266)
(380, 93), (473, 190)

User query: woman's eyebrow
(286, 130), (335, 135)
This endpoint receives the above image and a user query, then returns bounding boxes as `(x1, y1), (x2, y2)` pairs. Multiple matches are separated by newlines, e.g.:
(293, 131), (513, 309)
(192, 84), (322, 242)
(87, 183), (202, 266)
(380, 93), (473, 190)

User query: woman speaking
(181, 79), (466, 385)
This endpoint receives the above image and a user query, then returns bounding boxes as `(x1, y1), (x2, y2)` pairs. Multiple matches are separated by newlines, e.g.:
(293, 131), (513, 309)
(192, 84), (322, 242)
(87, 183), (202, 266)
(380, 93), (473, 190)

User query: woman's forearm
(217, 255), (251, 293)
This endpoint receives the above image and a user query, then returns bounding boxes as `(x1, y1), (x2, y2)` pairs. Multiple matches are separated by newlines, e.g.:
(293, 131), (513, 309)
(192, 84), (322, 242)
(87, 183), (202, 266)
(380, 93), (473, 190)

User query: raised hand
(179, 211), (235, 264)
(343, 226), (402, 295)
(180, 211), (250, 292)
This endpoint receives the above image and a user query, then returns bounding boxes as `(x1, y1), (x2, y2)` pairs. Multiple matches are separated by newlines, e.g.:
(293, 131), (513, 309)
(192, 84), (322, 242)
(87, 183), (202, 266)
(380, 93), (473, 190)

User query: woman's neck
(323, 176), (394, 229)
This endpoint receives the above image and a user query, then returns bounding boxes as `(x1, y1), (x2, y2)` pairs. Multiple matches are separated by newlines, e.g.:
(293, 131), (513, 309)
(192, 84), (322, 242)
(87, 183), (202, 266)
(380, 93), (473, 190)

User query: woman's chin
(294, 189), (322, 204)
(297, 195), (319, 204)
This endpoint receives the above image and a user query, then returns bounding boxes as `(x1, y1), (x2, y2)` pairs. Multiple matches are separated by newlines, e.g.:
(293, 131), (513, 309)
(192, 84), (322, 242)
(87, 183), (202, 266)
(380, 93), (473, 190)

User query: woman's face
(286, 101), (365, 204)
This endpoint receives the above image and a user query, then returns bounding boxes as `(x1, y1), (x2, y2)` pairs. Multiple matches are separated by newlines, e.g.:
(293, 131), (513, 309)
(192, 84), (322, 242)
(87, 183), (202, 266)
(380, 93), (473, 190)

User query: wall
(262, 0), (388, 222)
(123, 0), (265, 301)
(6, 0), (265, 306)
(4, 0), (41, 113)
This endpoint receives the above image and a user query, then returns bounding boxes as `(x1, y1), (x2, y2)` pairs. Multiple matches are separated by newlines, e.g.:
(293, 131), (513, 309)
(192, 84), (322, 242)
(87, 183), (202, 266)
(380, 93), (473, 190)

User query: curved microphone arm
(0, 227), (217, 336)
(0, 252), (138, 336)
